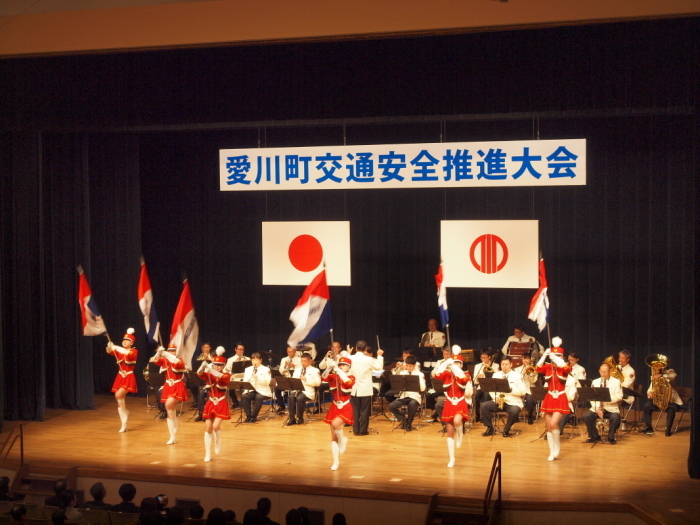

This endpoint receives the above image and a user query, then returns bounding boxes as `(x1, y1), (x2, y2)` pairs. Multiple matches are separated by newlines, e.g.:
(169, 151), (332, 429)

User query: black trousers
(351, 395), (371, 435)
(241, 391), (269, 418)
(389, 397), (420, 426)
(481, 400), (520, 433)
(641, 399), (681, 429)
(583, 409), (620, 440)
(288, 392), (311, 421)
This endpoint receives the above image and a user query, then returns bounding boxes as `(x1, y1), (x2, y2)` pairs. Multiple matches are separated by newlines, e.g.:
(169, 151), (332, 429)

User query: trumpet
(496, 393), (506, 410)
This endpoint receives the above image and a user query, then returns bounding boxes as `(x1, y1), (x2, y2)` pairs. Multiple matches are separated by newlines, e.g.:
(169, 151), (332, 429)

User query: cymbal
(260, 351), (279, 359)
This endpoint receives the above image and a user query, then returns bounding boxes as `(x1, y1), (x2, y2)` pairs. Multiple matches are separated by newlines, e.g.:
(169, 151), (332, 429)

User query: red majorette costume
(435, 356), (471, 423)
(197, 356), (231, 421)
(154, 344), (189, 402)
(537, 345), (571, 414)
(108, 331), (139, 394)
(323, 358), (356, 426)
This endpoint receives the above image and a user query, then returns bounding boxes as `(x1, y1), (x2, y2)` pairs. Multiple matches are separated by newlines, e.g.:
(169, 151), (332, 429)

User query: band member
(349, 342), (384, 436)
(558, 351), (587, 433)
(385, 348), (421, 404)
(151, 343), (189, 444)
(224, 342), (250, 373)
(583, 363), (622, 444)
(287, 353), (321, 425)
(276, 346), (302, 414)
(617, 349), (636, 404)
(106, 328), (139, 432)
(481, 357), (526, 437)
(419, 318), (446, 348)
(388, 356), (426, 431)
(192, 342), (214, 421)
(241, 353), (272, 423)
(429, 347), (452, 420)
(514, 355), (538, 424)
(641, 366), (684, 436)
(473, 349), (499, 422)
(500, 325), (544, 359)
(322, 356), (355, 471)
(536, 337), (570, 461)
(196, 354), (231, 462)
(434, 347), (472, 468)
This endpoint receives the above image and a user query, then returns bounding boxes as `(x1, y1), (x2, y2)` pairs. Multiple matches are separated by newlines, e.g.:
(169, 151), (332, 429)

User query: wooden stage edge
(1, 394), (698, 524)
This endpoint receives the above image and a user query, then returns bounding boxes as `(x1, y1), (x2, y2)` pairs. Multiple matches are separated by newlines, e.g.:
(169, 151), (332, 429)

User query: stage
(1, 394), (697, 524)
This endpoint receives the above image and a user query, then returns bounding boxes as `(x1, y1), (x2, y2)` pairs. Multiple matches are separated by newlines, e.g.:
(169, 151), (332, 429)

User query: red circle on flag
(288, 235), (323, 272)
(469, 234), (509, 274)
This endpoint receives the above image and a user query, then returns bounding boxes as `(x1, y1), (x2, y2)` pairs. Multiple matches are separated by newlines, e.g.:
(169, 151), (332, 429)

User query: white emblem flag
(441, 220), (539, 288)
(262, 221), (351, 286)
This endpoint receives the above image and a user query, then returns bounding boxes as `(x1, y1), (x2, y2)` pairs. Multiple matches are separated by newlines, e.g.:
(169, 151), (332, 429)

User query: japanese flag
(262, 221), (351, 286)
(441, 220), (538, 289)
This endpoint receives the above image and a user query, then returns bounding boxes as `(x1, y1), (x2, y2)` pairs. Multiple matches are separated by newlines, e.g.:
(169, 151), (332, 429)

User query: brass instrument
(483, 354), (496, 374)
(522, 363), (538, 382)
(645, 354), (672, 411)
(602, 355), (625, 383)
(496, 393), (506, 410)
(393, 360), (404, 375)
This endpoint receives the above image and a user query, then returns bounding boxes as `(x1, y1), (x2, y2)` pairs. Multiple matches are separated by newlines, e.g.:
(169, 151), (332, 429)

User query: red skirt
(111, 373), (137, 393)
(324, 402), (353, 425)
(161, 382), (188, 402)
(203, 400), (231, 420)
(541, 392), (570, 413)
(441, 399), (469, 423)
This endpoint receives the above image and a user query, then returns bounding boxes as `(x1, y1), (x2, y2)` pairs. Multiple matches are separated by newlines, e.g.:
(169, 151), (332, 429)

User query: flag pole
(446, 323), (451, 350)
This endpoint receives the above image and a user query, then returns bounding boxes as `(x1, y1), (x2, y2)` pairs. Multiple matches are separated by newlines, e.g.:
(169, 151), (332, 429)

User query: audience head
(155, 494), (168, 511)
(165, 506), (184, 525)
(50, 509), (67, 525)
(53, 479), (68, 497)
(119, 483), (137, 502)
(332, 513), (347, 525)
(59, 490), (76, 509)
(222, 510), (236, 523)
(206, 508), (226, 525)
(256, 498), (271, 517)
(285, 509), (302, 525)
(89, 482), (106, 502)
(189, 505), (205, 520)
(242, 509), (264, 525)
(10, 505), (27, 524)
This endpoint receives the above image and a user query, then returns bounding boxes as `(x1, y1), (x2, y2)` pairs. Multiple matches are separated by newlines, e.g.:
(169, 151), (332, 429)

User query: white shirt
(419, 330), (445, 348)
(473, 361), (500, 386)
(590, 376), (622, 413)
(618, 363), (636, 403)
(280, 355), (302, 377)
(292, 365), (321, 399)
(513, 364), (537, 395)
(500, 334), (544, 356)
(565, 363), (587, 402)
(395, 369), (426, 403)
(224, 354), (250, 373)
(350, 352), (384, 397)
(243, 364), (272, 397)
(490, 370), (525, 408)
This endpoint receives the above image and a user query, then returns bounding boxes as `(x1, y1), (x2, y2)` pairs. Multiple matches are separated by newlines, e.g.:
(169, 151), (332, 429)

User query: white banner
(262, 221), (351, 286)
(220, 139), (586, 191)
(441, 220), (538, 288)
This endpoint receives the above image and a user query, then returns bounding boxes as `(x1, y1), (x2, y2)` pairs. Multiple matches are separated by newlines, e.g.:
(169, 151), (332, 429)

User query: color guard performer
(434, 346), (472, 468)
(106, 328), (139, 432)
(196, 349), (231, 462)
(151, 343), (189, 444)
(322, 356), (355, 471)
(536, 337), (571, 461)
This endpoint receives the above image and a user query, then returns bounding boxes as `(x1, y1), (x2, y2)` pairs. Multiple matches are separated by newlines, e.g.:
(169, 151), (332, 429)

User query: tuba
(602, 355), (625, 383)
(645, 354), (672, 411)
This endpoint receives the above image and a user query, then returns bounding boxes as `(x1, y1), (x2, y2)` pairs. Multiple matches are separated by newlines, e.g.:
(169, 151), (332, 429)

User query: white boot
(214, 430), (221, 454)
(330, 441), (340, 471)
(166, 419), (176, 445)
(455, 424), (463, 449)
(203, 432), (212, 462)
(552, 429), (561, 459)
(546, 431), (554, 461)
(117, 407), (128, 432)
(447, 437), (455, 468)
(334, 429), (348, 454)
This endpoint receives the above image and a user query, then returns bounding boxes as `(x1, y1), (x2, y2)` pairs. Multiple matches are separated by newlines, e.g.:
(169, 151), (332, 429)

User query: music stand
(388, 375), (422, 431)
(370, 371), (391, 422)
(577, 386), (612, 446)
(414, 347), (435, 366)
(478, 378), (513, 440)
(275, 377), (304, 426)
(228, 380), (253, 426)
(621, 386), (644, 434)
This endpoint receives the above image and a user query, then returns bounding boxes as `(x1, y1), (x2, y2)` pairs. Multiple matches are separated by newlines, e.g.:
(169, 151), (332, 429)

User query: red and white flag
(77, 266), (107, 336)
(440, 220), (539, 288)
(138, 258), (161, 344)
(288, 270), (332, 348)
(262, 221), (351, 286)
(528, 258), (549, 332)
(170, 279), (199, 368)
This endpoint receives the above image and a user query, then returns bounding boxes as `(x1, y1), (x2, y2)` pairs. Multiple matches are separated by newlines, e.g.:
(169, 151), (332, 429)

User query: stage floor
(2, 394), (698, 524)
